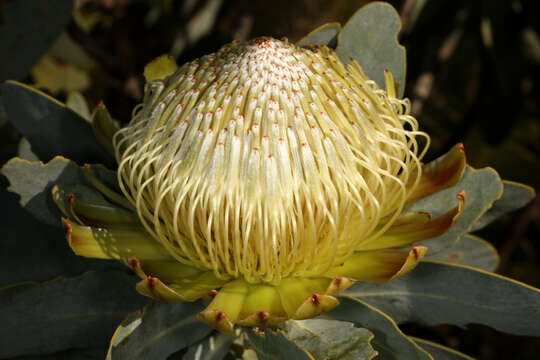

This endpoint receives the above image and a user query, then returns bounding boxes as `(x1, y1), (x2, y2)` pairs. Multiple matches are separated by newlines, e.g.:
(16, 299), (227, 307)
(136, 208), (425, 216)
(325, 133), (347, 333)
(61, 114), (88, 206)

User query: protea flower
(58, 37), (465, 333)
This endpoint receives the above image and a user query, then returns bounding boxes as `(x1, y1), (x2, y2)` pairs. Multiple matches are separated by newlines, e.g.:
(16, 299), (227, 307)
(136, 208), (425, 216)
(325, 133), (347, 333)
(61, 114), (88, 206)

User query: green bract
(0, 2), (538, 360)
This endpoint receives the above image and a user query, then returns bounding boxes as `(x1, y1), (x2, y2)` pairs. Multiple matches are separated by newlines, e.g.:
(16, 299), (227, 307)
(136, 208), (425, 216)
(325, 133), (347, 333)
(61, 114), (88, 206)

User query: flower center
(114, 37), (426, 284)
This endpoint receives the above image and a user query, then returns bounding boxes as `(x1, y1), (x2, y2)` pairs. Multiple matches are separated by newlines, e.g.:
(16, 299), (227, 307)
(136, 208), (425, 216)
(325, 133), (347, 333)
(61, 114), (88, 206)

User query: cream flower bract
(59, 37), (467, 333)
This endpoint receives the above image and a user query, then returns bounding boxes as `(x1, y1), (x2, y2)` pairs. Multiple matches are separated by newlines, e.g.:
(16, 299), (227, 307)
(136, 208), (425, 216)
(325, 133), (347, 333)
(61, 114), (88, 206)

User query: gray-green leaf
(297, 22), (341, 48)
(472, 180), (536, 231)
(0, 271), (146, 358)
(322, 297), (433, 360)
(1, 81), (115, 166)
(282, 319), (377, 360)
(346, 261), (540, 336)
(245, 327), (312, 360)
(66, 91), (92, 122)
(1, 156), (119, 226)
(17, 137), (40, 162)
(336, 2), (406, 97)
(108, 301), (212, 360)
(425, 234), (499, 272)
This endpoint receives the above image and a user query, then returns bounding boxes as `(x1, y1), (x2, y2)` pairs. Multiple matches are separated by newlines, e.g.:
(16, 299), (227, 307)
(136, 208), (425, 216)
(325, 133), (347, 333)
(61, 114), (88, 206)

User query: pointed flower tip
(197, 310), (235, 333)
(454, 190), (466, 222)
(326, 276), (356, 295)
(92, 101), (109, 119)
(387, 245), (427, 282)
(126, 257), (147, 279)
(61, 218), (82, 254)
(61, 218), (81, 254)
(61, 216), (70, 228)
(127, 256), (140, 268)
(61, 217), (72, 238)
(293, 294), (340, 320)
(136, 276), (185, 302)
(457, 189), (466, 202)
(237, 310), (287, 327)
(412, 245), (428, 260)
(147, 276), (157, 289)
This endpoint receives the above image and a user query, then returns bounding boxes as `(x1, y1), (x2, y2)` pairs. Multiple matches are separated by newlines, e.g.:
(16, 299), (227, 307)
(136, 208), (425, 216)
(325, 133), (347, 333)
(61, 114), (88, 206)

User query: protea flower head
(59, 37), (466, 333)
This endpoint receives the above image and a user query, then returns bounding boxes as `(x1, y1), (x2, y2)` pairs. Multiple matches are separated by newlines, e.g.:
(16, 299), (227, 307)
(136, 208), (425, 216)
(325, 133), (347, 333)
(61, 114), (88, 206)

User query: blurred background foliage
(0, 0), (538, 359)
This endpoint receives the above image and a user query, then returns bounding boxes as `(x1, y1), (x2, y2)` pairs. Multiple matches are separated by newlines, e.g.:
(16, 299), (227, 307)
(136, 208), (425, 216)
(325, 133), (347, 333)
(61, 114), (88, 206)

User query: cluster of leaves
(0, 1), (539, 359)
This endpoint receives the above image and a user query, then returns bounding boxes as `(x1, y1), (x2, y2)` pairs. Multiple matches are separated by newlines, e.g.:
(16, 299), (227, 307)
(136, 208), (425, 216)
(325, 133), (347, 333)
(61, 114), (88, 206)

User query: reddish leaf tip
(215, 311), (225, 321)
(257, 310), (270, 322)
(61, 217), (71, 229)
(61, 218), (72, 237)
(457, 190), (466, 202)
(128, 257), (140, 268)
(147, 276), (157, 289)
(61, 218), (77, 248)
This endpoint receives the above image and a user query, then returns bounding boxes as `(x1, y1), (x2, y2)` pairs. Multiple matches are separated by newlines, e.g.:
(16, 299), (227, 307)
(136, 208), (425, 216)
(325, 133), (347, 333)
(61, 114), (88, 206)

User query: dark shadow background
(1, 0), (539, 358)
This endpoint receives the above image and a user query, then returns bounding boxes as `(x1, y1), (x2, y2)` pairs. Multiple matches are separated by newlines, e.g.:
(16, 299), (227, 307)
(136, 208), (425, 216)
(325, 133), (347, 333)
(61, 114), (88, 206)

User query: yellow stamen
(113, 37), (428, 284)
